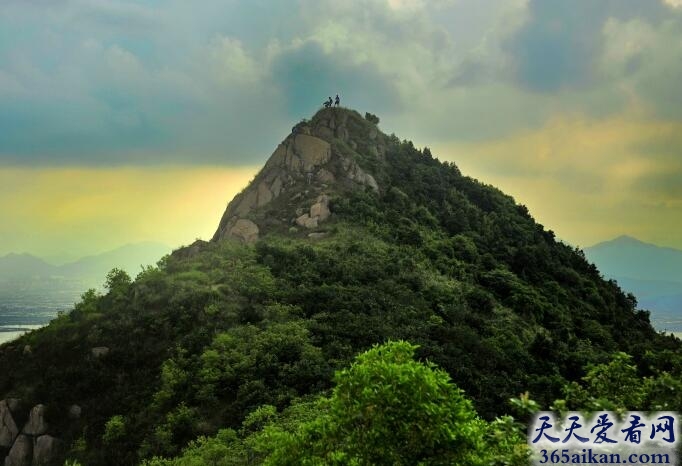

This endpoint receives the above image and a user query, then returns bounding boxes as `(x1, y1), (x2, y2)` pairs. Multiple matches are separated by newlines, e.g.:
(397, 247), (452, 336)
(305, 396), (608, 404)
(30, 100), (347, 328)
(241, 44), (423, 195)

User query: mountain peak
(212, 107), (387, 244)
(611, 235), (646, 245)
(590, 235), (678, 252)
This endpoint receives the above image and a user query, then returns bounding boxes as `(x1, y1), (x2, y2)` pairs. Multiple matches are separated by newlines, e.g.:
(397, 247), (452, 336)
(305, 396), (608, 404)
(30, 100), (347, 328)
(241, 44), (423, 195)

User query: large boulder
(4, 400), (21, 419)
(0, 401), (18, 449)
(310, 195), (331, 222)
(4, 434), (31, 466)
(342, 158), (379, 192)
(22, 405), (47, 436)
(295, 214), (318, 229)
(293, 134), (331, 169)
(228, 219), (259, 244)
(32, 435), (60, 466)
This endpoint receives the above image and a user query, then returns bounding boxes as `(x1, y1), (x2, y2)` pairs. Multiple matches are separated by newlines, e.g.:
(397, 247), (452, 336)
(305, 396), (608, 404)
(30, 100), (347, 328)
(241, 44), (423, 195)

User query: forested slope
(0, 108), (678, 465)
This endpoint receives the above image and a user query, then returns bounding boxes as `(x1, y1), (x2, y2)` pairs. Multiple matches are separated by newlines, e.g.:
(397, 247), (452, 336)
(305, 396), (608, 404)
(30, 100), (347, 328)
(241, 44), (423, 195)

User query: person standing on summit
(334, 94), (340, 107)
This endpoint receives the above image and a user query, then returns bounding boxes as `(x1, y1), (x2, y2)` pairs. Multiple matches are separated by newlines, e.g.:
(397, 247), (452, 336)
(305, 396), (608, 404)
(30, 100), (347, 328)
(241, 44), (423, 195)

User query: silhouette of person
(334, 94), (340, 107)
(324, 96), (332, 108)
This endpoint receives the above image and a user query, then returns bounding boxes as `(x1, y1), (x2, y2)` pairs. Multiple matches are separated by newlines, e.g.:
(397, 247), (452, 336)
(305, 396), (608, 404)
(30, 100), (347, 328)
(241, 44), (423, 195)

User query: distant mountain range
(0, 242), (171, 286)
(0, 242), (171, 325)
(585, 235), (682, 332)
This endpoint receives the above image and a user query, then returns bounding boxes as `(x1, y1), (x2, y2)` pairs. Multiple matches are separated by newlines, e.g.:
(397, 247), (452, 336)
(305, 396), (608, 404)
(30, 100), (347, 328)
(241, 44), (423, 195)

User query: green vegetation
(364, 112), (380, 125)
(140, 342), (682, 465)
(0, 110), (679, 465)
(143, 341), (529, 466)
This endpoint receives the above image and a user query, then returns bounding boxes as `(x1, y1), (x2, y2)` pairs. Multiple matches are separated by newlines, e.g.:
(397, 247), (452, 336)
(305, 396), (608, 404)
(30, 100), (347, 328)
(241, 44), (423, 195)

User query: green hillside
(0, 108), (679, 466)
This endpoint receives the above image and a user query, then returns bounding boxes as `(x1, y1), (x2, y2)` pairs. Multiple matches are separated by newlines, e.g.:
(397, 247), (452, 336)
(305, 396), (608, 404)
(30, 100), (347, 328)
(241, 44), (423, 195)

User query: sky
(2, 0), (682, 260)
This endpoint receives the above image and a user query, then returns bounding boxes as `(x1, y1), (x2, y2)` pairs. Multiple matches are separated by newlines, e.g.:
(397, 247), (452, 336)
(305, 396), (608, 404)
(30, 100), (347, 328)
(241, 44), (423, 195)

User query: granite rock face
(21, 406), (46, 437)
(4, 434), (31, 466)
(211, 108), (384, 243)
(228, 218), (260, 244)
(0, 402), (63, 466)
(32, 435), (59, 466)
(0, 401), (18, 450)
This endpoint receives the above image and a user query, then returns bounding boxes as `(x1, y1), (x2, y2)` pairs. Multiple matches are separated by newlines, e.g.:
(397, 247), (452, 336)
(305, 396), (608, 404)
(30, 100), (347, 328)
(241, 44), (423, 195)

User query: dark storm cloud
(270, 41), (402, 119)
(505, 0), (671, 92)
(2, 0), (682, 166)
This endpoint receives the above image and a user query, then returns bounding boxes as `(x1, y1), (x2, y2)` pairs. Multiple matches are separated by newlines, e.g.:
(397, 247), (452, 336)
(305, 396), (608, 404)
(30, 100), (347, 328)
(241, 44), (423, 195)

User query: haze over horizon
(2, 0), (682, 257)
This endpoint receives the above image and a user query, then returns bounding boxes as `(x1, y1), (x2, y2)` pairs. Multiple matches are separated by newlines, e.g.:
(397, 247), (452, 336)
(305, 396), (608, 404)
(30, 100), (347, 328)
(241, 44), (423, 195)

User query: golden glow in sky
(436, 108), (682, 249)
(0, 167), (257, 260)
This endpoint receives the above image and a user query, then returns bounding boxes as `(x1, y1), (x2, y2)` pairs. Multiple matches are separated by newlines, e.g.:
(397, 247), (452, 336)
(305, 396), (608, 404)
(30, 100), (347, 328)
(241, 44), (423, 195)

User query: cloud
(663, 0), (682, 8)
(0, 0), (451, 164)
(600, 16), (682, 119)
(504, 0), (672, 91)
(1, 0), (682, 167)
(270, 40), (402, 118)
(433, 109), (682, 248)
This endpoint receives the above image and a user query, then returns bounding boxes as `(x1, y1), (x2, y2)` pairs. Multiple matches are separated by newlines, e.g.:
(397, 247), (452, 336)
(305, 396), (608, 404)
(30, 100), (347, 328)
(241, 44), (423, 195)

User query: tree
(102, 415), (126, 444)
(364, 112), (380, 125)
(105, 268), (132, 293)
(262, 341), (490, 465)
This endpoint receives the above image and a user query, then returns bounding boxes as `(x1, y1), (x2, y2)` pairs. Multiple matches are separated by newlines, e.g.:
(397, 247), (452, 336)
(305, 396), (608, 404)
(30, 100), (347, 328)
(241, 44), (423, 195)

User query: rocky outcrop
(5, 402), (21, 420)
(5, 434), (31, 466)
(342, 158), (379, 192)
(228, 218), (259, 244)
(32, 436), (59, 466)
(171, 240), (209, 260)
(295, 194), (331, 230)
(211, 108), (384, 243)
(21, 406), (46, 437)
(0, 401), (69, 466)
(309, 194), (331, 222)
(295, 214), (318, 229)
(0, 401), (18, 449)
(293, 134), (332, 169)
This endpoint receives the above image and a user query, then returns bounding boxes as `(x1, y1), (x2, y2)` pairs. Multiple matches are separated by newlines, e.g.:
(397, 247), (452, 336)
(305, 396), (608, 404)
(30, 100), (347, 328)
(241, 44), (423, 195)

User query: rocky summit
(212, 108), (383, 244)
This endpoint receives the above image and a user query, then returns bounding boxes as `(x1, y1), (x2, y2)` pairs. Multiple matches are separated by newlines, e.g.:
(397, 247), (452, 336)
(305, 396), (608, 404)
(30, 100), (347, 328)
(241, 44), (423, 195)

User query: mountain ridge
(0, 107), (678, 466)
(0, 242), (171, 284)
(588, 234), (682, 255)
(585, 235), (682, 331)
